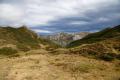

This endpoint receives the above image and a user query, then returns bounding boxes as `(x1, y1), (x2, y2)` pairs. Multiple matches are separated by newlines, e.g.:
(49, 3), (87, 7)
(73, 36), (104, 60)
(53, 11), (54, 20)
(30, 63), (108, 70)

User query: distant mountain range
(0, 25), (120, 61)
(42, 32), (89, 46)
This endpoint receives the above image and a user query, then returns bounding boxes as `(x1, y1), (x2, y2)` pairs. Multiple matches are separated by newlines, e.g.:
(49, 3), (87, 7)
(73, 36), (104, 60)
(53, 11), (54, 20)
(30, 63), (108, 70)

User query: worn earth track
(0, 54), (75, 80)
(0, 50), (120, 80)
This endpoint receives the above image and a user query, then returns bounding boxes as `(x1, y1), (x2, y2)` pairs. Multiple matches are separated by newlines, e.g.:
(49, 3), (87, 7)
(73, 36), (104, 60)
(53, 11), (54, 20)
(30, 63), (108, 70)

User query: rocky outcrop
(43, 32), (89, 46)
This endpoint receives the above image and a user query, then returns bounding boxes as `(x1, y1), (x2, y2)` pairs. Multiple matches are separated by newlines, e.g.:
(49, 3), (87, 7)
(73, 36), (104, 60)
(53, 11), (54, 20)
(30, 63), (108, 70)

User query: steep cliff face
(43, 32), (89, 46)
(72, 32), (90, 40)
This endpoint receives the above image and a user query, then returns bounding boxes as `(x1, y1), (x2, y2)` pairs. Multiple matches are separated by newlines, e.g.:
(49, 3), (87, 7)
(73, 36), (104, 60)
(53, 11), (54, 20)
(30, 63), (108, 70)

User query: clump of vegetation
(70, 63), (91, 73)
(17, 44), (30, 52)
(69, 40), (120, 61)
(116, 54), (120, 60)
(49, 48), (69, 55)
(0, 47), (18, 56)
(99, 53), (115, 61)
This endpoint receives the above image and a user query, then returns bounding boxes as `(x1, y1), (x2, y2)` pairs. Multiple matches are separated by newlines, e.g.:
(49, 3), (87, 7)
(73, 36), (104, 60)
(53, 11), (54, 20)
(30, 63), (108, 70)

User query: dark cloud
(0, 0), (120, 34)
(31, 7), (120, 34)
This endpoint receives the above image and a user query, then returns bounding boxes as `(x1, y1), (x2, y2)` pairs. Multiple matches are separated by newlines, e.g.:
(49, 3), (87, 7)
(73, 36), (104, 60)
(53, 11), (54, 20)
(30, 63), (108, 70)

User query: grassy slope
(0, 26), (39, 49)
(0, 26), (60, 55)
(68, 25), (120, 47)
(67, 25), (120, 61)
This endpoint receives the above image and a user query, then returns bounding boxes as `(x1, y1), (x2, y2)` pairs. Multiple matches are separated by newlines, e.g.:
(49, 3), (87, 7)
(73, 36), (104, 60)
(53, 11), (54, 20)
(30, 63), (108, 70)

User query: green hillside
(68, 25), (120, 61)
(68, 25), (120, 48)
(0, 26), (60, 54)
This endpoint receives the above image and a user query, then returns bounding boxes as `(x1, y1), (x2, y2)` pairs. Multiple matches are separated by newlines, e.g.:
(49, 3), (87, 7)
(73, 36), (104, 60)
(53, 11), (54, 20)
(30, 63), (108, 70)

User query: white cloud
(33, 29), (52, 33)
(0, 0), (119, 27)
(0, 4), (24, 21)
(70, 21), (89, 25)
(97, 17), (110, 22)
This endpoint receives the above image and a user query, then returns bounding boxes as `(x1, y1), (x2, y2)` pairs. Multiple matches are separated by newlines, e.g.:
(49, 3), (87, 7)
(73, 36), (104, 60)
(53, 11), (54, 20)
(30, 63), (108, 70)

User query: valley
(0, 25), (120, 80)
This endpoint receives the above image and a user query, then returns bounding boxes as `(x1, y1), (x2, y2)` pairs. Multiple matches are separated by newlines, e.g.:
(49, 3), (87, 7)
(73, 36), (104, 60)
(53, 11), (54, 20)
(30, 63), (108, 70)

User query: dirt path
(0, 51), (120, 80)
(5, 54), (75, 80)
(0, 58), (13, 80)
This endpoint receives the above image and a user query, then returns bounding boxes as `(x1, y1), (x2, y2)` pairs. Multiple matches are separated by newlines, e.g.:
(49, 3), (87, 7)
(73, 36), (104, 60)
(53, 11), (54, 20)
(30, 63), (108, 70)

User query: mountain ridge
(43, 32), (90, 46)
(68, 25), (120, 61)
(0, 26), (60, 54)
(68, 25), (120, 47)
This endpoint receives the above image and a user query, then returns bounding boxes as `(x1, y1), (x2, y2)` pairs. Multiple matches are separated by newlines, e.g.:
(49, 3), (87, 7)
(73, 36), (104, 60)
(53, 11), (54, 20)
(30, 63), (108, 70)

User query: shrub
(17, 44), (30, 52)
(0, 47), (18, 55)
(70, 63), (90, 73)
(99, 53), (114, 61)
(116, 54), (120, 60)
(9, 53), (20, 57)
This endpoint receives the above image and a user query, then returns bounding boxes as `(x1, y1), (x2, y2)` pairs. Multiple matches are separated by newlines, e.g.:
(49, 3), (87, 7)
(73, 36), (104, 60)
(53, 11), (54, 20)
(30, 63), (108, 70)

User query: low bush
(99, 53), (114, 61)
(17, 44), (30, 52)
(116, 54), (120, 60)
(0, 47), (18, 55)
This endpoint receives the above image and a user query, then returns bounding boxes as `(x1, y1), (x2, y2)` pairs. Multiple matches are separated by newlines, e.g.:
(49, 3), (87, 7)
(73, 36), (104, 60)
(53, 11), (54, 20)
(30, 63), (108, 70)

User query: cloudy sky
(0, 0), (120, 34)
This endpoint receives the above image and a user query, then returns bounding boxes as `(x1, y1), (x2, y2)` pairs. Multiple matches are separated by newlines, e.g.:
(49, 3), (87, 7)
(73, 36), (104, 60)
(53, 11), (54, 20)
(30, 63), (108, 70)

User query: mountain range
(0, 24), (120, 80)
(0, 25), (120, 61)
(42, 32), (89, 46)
